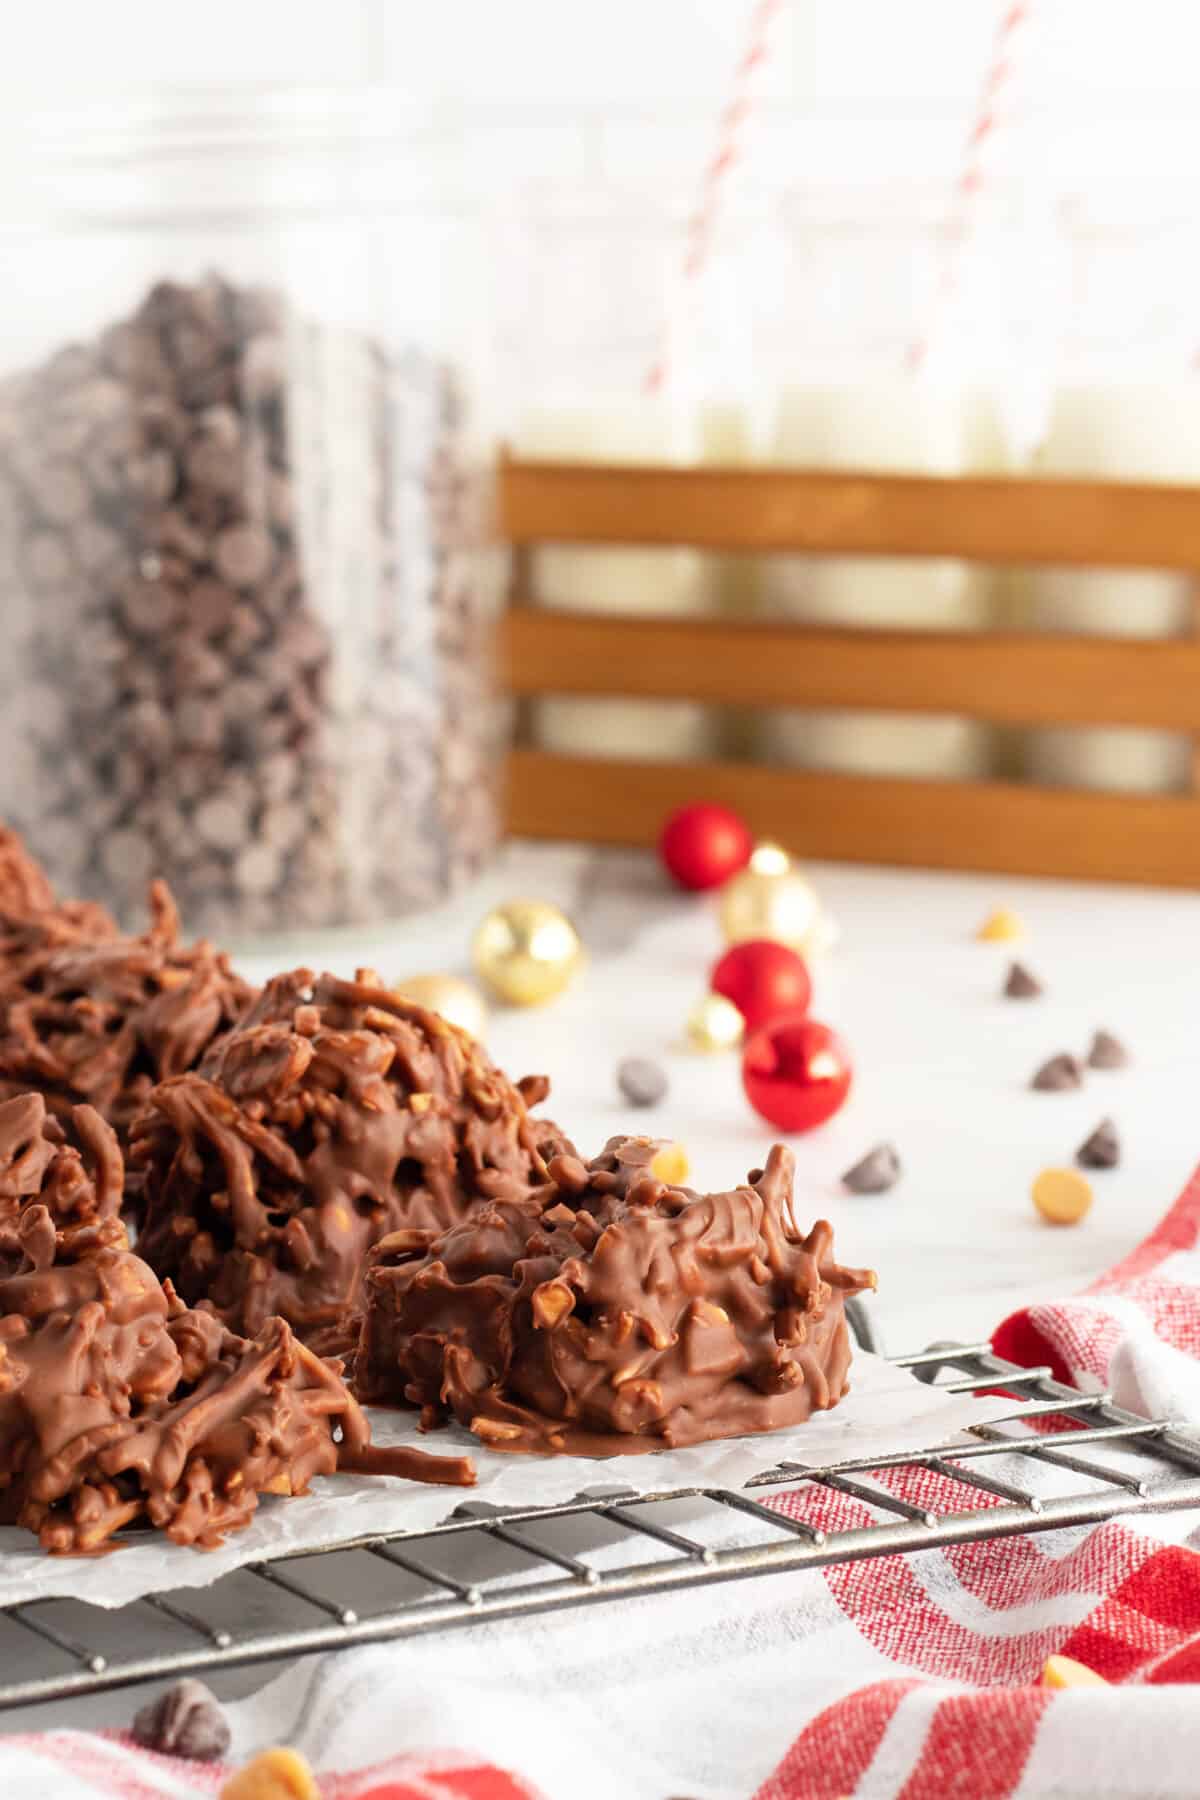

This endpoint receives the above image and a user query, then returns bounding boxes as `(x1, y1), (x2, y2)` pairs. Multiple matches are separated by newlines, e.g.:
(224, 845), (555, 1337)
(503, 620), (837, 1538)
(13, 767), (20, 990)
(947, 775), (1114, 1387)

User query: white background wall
(3, 1), (1199, 403)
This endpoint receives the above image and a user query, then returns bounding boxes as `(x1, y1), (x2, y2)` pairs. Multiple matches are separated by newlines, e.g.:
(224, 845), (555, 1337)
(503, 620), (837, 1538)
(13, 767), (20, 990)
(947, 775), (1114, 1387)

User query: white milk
(517, 401), (720, 762)
(1026, 387), (1200, 793)
(757, 383), (991, 780)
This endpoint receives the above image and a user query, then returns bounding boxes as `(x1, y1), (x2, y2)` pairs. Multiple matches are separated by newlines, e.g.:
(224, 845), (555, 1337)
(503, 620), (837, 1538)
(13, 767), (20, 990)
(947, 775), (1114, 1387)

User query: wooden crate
(497, 452), (1200, 887)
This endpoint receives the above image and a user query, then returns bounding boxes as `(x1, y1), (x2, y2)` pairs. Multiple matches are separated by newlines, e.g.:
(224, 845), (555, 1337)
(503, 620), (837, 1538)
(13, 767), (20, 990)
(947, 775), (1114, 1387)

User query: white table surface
(8, 839), (1200, 1744)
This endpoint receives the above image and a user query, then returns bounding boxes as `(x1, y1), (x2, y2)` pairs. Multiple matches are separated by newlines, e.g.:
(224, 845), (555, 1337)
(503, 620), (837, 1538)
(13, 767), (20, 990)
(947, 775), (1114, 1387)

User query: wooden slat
(505, 750), (1200, 888)
(501, 606), (1200, 729)
(499, 457), (1200, 569)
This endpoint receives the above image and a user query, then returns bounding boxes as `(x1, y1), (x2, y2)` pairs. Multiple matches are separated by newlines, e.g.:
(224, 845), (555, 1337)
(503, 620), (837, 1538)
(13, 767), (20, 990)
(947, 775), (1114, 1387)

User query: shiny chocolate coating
(356, 1135), (876, 1454)
(0, 825), (118, 984)
(132, 968), (566, 1347)
(0, 1092), (472, 1554)
(0, 826), (58, 918)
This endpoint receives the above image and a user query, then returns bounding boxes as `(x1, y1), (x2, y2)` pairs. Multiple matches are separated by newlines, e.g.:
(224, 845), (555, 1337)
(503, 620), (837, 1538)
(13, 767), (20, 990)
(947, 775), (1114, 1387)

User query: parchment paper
(0, 1353), (1021, 1610)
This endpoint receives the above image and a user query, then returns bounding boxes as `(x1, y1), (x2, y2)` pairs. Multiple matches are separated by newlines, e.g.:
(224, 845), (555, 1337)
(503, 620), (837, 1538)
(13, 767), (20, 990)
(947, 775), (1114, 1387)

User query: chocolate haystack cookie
(0, 826), (58, 920)
(1031, 1052), (1084, 1092)
(132, 967), (568, 1347)
(0, 875), (254, 1160)
(0, 1091), (471, 1554)
(1087, 1029), (1130, 1071)
(1076, 1117), (1120, 1170)
(0, 1090), (124, 1235)
(0, 826), (118, 982)
(356, 1135), (876, 1455)
(1003, 961), (1043, 1000)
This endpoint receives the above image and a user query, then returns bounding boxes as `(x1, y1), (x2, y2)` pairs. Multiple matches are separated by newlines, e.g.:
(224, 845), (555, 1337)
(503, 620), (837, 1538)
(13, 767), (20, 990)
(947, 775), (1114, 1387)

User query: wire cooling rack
(3, 1335), (1200, 1712)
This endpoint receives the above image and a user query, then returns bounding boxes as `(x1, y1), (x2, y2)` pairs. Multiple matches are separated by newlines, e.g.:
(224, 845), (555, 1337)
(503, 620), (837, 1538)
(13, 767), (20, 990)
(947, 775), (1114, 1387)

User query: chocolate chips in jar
(0, 274), (498, 937)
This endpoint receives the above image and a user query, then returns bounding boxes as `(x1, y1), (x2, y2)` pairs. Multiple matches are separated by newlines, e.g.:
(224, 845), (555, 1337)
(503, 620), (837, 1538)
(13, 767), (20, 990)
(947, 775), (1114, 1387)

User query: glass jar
(0, 92), (498, 939)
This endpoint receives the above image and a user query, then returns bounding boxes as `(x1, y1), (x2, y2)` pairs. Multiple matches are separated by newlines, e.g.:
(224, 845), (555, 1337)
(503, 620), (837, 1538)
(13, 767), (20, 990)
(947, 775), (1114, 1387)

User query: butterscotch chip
(650, 1142), (689, 1185)
(1032, 1167), (1093, 1226)
(219, 1747), (317, 1800)
(1041, 1654), (1107, 1688)
(976, 907), (1025, 942)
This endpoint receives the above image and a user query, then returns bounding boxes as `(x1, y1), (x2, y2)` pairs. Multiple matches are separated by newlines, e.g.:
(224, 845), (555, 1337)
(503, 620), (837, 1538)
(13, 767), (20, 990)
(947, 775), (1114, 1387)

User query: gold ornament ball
(749, 840), (792, 877)
(719, 862), (822, 952)
(472, 899), (584, 1007)
(393, 972), (488, 1040)
(686, 992), (745, 1053)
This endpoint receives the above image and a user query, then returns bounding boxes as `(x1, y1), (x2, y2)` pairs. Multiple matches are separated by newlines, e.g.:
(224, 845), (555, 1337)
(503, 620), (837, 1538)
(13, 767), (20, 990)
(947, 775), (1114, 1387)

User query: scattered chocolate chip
(1076, 1118), (1120, 1170)
(842, 1143), (902, 1194)
(131, 1678), (231, 1762)
(1004, 961), (1044, 999)
(1087, 1029), (1130, 1071)
(1031, 1053), (1084, 1092)
(616, 1056), (668, 1108)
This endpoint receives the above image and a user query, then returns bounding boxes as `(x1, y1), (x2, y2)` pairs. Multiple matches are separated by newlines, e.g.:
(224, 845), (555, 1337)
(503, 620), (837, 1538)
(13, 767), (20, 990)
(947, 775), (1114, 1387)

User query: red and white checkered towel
(9, 1167), (1200, 1800)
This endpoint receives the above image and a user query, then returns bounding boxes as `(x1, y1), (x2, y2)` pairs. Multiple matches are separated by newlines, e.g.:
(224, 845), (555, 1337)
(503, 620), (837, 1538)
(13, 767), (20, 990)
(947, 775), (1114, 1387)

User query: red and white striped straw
(644, 0), (783, 394)
(909, 0), (1034, 373)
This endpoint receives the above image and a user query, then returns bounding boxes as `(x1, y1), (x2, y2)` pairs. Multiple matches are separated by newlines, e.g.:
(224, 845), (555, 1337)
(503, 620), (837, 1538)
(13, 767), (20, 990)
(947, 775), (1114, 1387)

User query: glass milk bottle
(758, 379), (991, 779)
(1026, 385), (1200, 792)
(508, 188), (747, 765)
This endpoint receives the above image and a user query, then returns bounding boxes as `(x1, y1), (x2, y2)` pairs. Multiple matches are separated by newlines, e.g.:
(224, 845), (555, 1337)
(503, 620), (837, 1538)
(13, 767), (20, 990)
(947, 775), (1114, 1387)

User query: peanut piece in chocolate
(356, 1135), (876, 1454)
(132, 968), (566, 1348)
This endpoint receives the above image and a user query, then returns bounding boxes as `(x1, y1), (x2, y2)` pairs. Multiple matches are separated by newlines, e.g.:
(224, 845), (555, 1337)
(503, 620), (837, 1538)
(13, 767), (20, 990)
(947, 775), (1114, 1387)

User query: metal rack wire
(3, 1340), (1200, 1712)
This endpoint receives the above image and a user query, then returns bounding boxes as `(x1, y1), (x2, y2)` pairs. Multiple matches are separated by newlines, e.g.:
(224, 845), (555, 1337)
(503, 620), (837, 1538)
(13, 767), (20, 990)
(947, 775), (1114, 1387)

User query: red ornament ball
(659, 803), (753, 892)
(711, 938), (812, 1032)
(742, 1015), (852, 1133)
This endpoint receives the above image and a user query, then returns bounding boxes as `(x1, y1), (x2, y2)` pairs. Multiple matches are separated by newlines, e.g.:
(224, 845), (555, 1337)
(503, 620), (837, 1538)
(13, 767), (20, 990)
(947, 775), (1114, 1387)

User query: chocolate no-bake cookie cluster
(0, 824), (119, 983)
(131, 967), (570, 1349)
(0, 873), (255, 1158)
(0, 1088), (472, 1553)
(0, 1092), (417, 1553)
(356, 1136), (875, 1453)
(0, 825), (874, 1551)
